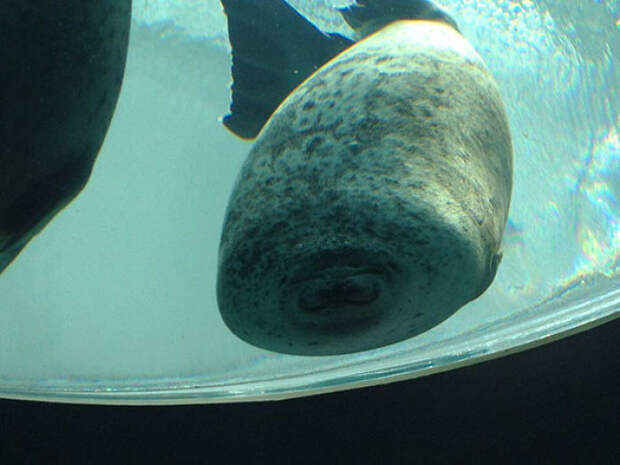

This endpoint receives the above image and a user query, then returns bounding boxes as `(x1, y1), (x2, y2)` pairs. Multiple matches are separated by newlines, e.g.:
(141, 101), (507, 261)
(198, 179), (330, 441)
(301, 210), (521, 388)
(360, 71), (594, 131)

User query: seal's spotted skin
(217, 21), (513, 355)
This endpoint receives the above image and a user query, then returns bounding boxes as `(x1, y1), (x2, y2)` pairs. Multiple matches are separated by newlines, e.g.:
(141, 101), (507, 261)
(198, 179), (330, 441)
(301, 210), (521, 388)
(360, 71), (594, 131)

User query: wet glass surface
(0, 0), (617, 403)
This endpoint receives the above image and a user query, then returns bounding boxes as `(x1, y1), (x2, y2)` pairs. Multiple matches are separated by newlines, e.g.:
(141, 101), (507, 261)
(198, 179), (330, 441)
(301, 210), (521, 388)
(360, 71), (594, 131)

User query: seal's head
(217, 184), (501, 355)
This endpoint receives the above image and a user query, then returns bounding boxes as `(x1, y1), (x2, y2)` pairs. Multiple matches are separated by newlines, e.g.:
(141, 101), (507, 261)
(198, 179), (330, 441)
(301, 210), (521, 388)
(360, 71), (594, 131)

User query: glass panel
(0, 0), (617, 403)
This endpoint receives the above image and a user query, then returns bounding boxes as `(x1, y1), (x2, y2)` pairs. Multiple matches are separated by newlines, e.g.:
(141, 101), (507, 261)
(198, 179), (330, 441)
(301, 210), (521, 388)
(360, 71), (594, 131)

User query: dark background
(1, 318), (617, 465)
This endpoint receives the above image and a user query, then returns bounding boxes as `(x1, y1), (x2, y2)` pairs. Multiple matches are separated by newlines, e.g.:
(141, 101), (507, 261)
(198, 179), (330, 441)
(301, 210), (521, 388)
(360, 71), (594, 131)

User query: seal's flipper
(339, 0), (459, 39)
(221, 0), (353, 139)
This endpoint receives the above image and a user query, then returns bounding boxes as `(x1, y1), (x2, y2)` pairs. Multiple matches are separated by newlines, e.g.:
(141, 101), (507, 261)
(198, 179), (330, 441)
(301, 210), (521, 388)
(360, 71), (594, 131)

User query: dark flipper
(0, 2), (132, 274)
(339, 0), (459, 38)
(221, 0), (353, 139)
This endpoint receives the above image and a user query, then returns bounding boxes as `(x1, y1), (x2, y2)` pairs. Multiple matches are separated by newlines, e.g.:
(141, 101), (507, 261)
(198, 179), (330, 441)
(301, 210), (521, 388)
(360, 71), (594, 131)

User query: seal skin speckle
(217, 21), (513, 355)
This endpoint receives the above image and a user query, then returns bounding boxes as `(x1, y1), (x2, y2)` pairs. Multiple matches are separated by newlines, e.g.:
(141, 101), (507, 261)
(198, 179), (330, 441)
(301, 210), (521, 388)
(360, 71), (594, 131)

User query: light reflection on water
(0, 0), (617, 401)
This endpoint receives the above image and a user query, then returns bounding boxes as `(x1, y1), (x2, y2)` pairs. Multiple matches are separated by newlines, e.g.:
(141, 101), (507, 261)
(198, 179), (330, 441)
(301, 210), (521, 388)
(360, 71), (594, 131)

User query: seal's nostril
(298, 273), (382, 312)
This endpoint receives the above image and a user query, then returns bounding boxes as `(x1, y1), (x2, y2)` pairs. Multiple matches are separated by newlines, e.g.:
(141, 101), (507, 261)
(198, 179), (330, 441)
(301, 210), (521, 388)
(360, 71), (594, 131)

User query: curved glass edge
(1, 274), (618, 405)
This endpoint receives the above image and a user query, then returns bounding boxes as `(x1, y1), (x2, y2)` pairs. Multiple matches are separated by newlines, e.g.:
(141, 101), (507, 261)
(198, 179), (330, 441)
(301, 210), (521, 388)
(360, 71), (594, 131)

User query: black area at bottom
(0, 319), (618, 464)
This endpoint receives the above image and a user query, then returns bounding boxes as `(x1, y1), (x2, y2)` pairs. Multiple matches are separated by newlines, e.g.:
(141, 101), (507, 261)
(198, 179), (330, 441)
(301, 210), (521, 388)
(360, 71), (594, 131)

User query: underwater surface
(0, 0), (617, 402)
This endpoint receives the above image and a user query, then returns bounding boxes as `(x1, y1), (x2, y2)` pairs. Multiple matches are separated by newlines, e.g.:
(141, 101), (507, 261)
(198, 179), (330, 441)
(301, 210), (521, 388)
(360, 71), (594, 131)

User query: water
(0, 0), (617, 402)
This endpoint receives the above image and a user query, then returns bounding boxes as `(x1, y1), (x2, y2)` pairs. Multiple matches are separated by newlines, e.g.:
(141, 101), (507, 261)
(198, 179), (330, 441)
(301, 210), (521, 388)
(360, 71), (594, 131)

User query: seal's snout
(289, 248), (386, 312)
(297, 272), (382, 313)
(283, 248), (395, 324)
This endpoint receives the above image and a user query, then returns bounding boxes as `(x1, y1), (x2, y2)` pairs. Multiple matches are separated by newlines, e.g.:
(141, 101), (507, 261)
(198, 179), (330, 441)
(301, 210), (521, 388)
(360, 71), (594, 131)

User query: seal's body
(217, 19), (513, 355)
(0, 2), (132, 273)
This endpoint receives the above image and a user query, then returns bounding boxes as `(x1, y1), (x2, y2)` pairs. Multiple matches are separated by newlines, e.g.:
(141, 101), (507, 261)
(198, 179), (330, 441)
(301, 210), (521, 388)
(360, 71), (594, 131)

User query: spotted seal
(218, 0), (513, 355)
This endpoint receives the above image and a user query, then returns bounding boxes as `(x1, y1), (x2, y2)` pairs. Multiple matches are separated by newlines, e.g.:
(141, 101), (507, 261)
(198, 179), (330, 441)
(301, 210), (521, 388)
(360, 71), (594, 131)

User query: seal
(218, 1), (513, 355)
(0, 2), (132, 273)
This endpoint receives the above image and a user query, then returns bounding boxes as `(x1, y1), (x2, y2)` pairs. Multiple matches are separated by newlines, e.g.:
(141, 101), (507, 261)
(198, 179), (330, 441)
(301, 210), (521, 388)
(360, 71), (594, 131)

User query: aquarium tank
(0, 0), (617, 403)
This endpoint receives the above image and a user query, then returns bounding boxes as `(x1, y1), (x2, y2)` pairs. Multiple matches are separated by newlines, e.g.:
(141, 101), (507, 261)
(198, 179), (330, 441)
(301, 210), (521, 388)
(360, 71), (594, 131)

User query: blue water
(0, 0), (617, 401)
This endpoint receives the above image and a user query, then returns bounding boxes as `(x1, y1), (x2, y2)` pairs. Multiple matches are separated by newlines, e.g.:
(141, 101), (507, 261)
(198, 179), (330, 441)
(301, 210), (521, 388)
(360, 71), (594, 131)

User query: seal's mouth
(285, 247), (399, 318)
(296, 268), (384, 313)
